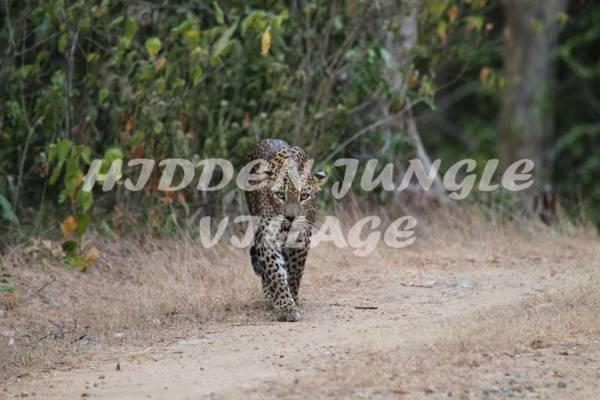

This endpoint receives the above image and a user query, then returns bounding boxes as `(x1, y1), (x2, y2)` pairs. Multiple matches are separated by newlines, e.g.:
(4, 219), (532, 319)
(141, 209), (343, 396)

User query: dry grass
(265, 271), (600, 399)
(0, 205), (598, 384)
(0, 236), (260, 379)
(446, 277), (600, 353)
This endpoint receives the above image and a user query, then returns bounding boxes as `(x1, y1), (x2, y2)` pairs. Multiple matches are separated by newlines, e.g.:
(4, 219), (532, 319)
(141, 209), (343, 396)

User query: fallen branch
(401, 281), (436, 288)
(71, 335), (91, 344)
(25, 277), (56, 300)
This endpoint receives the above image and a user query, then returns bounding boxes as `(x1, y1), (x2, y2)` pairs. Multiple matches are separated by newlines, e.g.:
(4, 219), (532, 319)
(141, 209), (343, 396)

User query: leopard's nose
(284, 203), (301, 222)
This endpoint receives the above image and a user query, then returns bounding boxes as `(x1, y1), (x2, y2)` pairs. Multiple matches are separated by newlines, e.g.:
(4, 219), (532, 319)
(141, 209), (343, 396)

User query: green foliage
(0, 0), (598, 246)
(554, 3), (600, 224)
(45, 138), (94, 265)
(0, 271), (15, 293)
(1, 0), (409, 237)
(0, 194), (18, 224)
(0, 286), (16, 293)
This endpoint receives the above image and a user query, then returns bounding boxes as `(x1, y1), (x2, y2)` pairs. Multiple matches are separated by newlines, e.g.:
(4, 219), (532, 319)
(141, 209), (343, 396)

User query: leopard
(243, 139), (326, 322)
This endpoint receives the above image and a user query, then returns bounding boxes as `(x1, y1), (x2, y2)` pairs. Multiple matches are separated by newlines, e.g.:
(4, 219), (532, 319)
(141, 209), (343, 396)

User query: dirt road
(4, 238), (600, 399)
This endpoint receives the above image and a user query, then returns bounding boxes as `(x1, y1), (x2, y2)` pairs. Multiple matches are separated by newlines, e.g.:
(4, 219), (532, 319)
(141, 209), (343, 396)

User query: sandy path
(4, 243), (599, 399)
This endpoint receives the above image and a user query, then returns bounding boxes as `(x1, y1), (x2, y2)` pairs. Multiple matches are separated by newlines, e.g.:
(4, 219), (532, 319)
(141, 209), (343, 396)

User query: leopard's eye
(300, 192), (310, 201)
(274, 191), (286, 200)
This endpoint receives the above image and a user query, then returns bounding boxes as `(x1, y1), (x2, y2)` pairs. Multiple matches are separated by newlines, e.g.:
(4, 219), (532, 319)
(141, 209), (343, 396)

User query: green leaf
(557, 11), (569, 27)
(36, 50), (49, 64)
(18, 65), (33, 79)
(64, 158), (83, 199)
(109, 15), (125, 29)
(139, 64), (155, 81)
(123, 16), (138, 47)
(58, 33), (68, 53)
(334, 15), (343, 31)
(172, 19), (194, 35)
(98, 88), (109, 103)
(79, 146), (92, 165)
(65, 253), (86, 270)
(192, 66), (204, 85)
(212, 20), (238, 61)
(465, 16), (483, 32)
(97, 221), (114, 238)
(104, 147), (123, 163)
(0, 285), (16, 293)
(213, 1), (225, 24)
(0, 194), (18, 224)
(87, 52), (100, 63)
(49, 139), (74, 185)
(101, 148), (124, 176)
(76, 190), (94, 213)
(76, 214), (92, 236)
(145, 37), (162, 57)
(153, 121), (164, 135)
(58, 189), (68, 204)
(241, 11), (266, 37)
(62, 240), (78, 256)
(128, 131), (145, 147)
(183, 30), (201, 48)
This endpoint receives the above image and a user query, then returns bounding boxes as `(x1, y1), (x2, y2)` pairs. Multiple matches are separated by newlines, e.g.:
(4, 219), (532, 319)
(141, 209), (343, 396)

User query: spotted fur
(244, 139), (326, 321)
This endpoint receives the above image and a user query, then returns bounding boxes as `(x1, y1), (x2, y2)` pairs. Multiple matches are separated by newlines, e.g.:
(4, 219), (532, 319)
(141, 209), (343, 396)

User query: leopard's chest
(275, 223), (311, 249)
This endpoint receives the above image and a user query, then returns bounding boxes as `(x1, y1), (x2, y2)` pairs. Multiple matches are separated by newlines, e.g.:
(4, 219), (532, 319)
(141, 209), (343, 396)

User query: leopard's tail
(250, 246), (262, 275)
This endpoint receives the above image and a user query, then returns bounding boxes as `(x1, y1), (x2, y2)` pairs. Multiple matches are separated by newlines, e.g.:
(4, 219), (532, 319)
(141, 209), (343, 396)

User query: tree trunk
(498, 0), (567, 184)
(376, 0), (446, 198)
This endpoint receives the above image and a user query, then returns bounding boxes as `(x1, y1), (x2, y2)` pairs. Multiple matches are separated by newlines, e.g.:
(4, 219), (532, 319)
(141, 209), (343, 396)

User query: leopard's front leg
(283, 223), (311, 304)
(284, 247), (308, 304)
(256, 218), (301, 322)
(261, 249), (300, 321)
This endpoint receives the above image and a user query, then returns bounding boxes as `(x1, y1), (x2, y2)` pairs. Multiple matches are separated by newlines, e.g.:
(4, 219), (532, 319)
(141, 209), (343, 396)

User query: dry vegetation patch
(0, 214), (598, 391)
(264, 245), (600, 399)
(0, 236), (261, 380)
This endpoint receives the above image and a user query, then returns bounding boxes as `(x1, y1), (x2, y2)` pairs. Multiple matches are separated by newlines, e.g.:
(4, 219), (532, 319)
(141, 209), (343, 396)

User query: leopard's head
(259, 147), (326, 224)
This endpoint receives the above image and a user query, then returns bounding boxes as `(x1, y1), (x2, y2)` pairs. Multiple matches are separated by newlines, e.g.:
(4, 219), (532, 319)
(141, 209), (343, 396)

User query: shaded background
(1, 0), (598, 256)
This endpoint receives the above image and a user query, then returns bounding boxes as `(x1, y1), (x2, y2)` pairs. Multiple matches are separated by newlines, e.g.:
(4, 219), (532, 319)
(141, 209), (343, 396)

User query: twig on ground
(71, 335), (91, 344)
(47, 320), (65, 339)
(24, 277), (56, 300)
(401, 281), (436, 288)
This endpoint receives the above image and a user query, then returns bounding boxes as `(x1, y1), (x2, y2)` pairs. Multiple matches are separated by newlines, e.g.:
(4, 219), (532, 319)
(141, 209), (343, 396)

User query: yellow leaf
(155, 56), (167, 71)
(84, 247), (99, 268)
(123, 117), (134, 134)
(185, 29), (200, 40)
(68, 170), (85, 201)
(437, 21), (448, 46)
(60, 216), (77, 238)
(448, 4), (459, 22)
(261, 28), (271, 56)
(480, 67), (490, 83)
(242, 112), (250, 129)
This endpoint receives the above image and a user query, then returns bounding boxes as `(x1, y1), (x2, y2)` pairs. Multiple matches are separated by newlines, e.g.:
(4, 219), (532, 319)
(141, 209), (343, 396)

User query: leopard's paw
(275, 308), (302, 322)
(264, 300), (274, 311)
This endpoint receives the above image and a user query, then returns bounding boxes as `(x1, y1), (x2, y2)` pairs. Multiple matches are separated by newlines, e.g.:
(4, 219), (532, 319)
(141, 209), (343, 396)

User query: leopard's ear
(248, 159), (275, 184)
(313, 171), (327, 187)
(255, 168), (275, 182)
